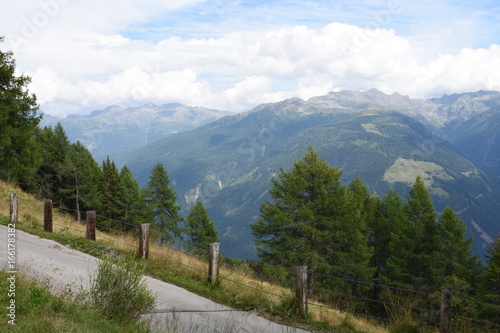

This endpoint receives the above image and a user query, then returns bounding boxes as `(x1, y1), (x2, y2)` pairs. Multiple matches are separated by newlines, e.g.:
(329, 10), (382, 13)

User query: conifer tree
(436, 206), (479, 284)
(119, 165), (147, 230)
(251, 147), (373, 294)
(35, 126), (58, 198)
(370, 189), (407, 283)
(64, 141), (102, 221)
(184, 200), (218, 254)
(478, 235), (500, 323)
(143, 163), (182, 242)
(0, 37), (42, 190)
(99, 157), (123, 228)
(52, 123), (72, 206)
(384, 176), (441, 290)
(35, 123), (71, 206)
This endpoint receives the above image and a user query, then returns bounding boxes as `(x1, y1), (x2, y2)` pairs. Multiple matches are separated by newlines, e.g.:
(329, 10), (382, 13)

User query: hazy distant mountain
(40, 103), (231, 160)
(429, 91), (500, 186)
(113, 90), (500, 260)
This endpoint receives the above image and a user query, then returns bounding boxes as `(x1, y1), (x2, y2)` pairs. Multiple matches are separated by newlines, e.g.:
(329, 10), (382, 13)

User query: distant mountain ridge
(40, 103), (231, 160)
(110, 90), (500, 260)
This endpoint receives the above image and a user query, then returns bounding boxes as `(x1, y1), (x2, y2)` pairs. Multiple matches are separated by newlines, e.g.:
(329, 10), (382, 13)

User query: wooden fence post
(10, 193), (18, 223)
(208, 242), (220, 284)
(86, 211), (96, 241)
(296, 265), (308, 317)
(44, 199), (53, 232)
(139, 223), (150, 259)
(440, 289), (451, 333)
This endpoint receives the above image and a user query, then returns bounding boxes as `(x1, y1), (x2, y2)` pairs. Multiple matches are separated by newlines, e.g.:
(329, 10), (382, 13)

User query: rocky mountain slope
(40, 103), (231, 160)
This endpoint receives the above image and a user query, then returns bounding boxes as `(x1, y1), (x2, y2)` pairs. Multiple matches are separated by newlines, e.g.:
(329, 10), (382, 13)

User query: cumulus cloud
(1, 1), (498, 118)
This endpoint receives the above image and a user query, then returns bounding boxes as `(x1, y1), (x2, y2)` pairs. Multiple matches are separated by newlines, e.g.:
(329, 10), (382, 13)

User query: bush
(90, 256), (156, 322)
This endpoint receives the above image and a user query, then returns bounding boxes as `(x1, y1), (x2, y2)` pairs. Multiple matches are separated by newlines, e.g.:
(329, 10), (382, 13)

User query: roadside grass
(0, 270), (151, 332)
(0, 181), (388, 333)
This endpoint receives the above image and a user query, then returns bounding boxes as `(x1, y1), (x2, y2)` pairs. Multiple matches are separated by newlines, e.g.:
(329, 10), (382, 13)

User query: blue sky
(1, 0), (499, 117)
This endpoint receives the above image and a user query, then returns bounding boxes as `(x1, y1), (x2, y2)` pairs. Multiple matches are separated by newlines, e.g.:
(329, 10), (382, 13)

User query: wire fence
(3, 193), (500, 332)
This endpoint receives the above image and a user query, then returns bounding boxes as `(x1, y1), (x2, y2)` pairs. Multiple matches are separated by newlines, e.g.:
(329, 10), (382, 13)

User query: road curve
(0, 225), (308, 332)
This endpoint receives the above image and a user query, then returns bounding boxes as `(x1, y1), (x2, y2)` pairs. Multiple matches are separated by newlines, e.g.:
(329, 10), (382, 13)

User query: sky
(1, 0), (499, 118)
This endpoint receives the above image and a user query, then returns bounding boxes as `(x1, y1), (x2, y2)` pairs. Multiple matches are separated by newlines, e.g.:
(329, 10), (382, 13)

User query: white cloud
(1, 1), (498, 117)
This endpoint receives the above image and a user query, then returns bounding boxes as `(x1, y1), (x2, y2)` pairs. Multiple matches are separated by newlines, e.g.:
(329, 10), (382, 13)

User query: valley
(55, 89), (498, 260)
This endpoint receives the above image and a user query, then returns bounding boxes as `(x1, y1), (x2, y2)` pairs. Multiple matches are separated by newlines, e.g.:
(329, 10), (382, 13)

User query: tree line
(0, 38), (218, 251)
(251, 147), (500, 325)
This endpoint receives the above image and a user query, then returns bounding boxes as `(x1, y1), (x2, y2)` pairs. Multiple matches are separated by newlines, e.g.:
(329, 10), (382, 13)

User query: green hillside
(441, 106), (500, 186)
(116, 96), (500, 260)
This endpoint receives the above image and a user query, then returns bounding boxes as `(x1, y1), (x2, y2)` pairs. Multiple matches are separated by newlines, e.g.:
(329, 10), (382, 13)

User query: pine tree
(0, 37), (42, 190)
(143, 163), (182, 242)
(184, 200), (218, 255)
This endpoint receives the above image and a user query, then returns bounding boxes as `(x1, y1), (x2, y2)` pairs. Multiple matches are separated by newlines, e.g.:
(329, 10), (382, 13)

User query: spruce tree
(99, 157), (123, 229)
(143, 163), (182, 242)
(0, 37), (42, 190)
(184, 200), (219, 255)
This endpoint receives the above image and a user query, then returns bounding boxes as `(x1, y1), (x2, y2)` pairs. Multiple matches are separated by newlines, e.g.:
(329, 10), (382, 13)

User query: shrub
(90, 256), (156, 322)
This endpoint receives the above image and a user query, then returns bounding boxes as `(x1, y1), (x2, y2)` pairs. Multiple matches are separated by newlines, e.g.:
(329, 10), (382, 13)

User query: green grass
(0, 270), (151, 332)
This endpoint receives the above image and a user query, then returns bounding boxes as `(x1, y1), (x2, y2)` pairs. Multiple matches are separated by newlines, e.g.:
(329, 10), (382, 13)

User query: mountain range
(40, 103), (231, 160)
(42, 90), (500, 260)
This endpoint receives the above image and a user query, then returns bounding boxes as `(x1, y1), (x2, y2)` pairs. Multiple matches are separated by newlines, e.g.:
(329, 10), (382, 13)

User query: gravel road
(0, 225), (309, 332)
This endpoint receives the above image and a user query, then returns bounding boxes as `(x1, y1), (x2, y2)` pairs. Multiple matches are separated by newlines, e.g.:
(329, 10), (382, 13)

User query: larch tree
(369, 188), (407, 284)
(436, 206), (479, 284)
(251, 147), (373, 294)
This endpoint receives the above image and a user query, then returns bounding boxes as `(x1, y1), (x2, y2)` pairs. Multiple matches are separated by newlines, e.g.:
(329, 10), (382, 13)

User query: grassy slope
(0, 180), (387, 333)
(0, 269), (151, 333)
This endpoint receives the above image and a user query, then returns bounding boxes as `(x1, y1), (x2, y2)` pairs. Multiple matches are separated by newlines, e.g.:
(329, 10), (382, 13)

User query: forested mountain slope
(115, 91), (500, 259)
